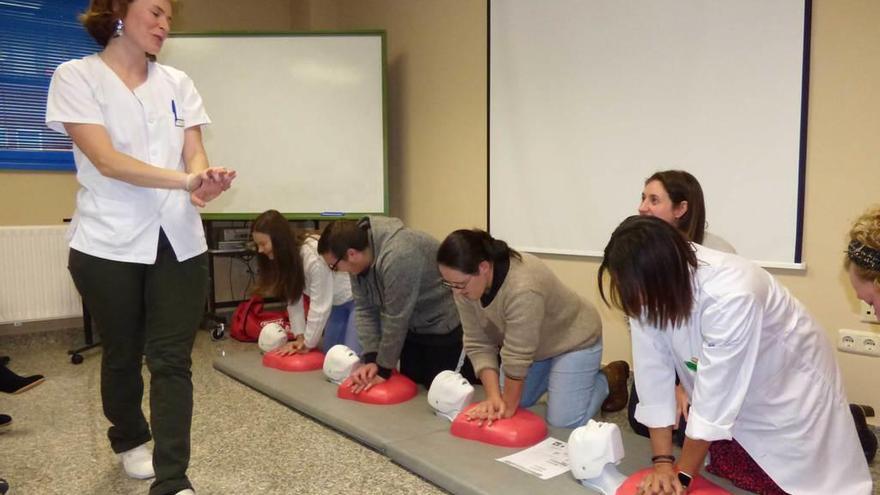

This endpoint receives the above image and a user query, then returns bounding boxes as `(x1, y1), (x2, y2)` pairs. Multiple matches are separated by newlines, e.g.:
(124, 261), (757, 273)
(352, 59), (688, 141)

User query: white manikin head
(323, 344), (361, 384)
(258, 322), (288, 353)
(427, 370), (475, 421)
(568, 420), (625, 479)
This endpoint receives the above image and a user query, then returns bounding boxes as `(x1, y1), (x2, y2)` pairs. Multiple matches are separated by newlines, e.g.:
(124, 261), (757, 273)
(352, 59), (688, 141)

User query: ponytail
(437, 229), (520, 274)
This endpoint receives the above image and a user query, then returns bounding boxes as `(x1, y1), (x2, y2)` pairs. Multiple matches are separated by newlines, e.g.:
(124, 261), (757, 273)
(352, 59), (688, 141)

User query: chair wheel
(211, 324), (226, 341)
(71, 353), (84, 365)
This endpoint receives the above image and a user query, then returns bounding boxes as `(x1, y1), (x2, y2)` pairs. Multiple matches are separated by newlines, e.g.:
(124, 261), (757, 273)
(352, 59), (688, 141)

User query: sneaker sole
(125, 472), (156, 480)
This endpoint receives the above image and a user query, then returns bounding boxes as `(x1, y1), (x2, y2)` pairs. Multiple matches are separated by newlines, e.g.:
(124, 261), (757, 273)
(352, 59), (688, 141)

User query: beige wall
(2, 0), (878, 410)
(173, 0), (303, 31)
(302, 0), (880, 412)
(0, 171), (78, 225)
(306, 0), (488, 235)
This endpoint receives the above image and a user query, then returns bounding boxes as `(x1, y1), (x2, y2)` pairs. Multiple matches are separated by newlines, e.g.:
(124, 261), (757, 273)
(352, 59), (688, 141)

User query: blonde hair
(846, 206), (880, 287)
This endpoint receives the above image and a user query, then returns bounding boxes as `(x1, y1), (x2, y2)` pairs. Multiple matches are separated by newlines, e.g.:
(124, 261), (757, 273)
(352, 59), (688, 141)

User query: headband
(847, 240), (880, 272)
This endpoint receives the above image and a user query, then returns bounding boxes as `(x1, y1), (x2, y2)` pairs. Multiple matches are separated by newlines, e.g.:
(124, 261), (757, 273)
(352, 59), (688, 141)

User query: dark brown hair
(251, 210), (306, 303)
(437, 229), (521, 274)
(598, 215), (697, 328)
(316, 220), (370, 260)
(645, 170), (706, 244)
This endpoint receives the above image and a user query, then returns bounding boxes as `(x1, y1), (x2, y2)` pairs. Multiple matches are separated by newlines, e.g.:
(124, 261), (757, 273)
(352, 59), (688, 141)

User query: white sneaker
(117, 444), (155, 479)
(174, 490), (195, 495)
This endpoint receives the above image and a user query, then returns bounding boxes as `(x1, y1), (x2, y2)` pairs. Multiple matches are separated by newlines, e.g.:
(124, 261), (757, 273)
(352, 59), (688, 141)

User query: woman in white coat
(251, 210), (359, 354)
(599, 216), (871, 495)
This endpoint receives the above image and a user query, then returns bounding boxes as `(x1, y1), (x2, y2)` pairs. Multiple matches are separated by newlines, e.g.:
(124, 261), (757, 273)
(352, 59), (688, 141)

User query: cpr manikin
(258, 322), (289, 353)
(427, 370), (475, 421)
(260, 323), (325, 372)
(568, 420), (627, 495)
(323, 344), (361, 384)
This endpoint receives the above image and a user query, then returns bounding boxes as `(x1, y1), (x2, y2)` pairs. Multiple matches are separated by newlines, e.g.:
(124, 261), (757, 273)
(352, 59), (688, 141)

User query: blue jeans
(321, 300), (361, 355)
(518, 340), (608, 428)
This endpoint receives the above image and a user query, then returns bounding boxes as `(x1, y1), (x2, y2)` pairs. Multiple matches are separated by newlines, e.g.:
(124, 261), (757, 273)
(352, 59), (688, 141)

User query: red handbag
(229, 296), (290, 342)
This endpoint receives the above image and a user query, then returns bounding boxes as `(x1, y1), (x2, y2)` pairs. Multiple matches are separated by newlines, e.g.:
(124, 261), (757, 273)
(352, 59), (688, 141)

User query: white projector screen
(489, 1), (809, 268)
(161, 33), (387, 218)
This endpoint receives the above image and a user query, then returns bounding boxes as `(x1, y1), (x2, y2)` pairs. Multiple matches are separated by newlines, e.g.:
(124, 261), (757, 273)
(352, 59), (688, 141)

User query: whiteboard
(489, 1), (809, 268)
(161, 33), (387, 218)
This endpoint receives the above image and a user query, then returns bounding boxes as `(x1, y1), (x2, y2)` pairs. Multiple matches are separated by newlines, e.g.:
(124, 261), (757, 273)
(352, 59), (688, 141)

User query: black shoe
(0, 355), (9, 366)
(0, 364), (44, 394)
(0, 414), (11, 433)
(0, 477), (8, 495)
(851, 403), (878, 463)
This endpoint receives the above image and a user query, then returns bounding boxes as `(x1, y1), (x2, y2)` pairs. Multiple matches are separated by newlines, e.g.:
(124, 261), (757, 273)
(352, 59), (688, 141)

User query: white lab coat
(632, 244), (872, 495)
(287, 237), (352, 349)
(46, 54), (211, 263)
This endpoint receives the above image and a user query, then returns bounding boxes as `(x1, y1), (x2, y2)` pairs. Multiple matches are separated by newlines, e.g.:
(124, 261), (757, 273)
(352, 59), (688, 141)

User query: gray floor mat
(215, 346), (747, 495)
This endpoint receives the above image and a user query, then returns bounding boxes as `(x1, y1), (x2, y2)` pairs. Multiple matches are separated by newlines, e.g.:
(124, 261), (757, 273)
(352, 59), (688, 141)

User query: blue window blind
(0, 0), (98, 171)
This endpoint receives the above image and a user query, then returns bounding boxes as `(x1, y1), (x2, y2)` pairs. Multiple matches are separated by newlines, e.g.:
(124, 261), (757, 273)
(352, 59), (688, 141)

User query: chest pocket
(140, 83), (185, 170)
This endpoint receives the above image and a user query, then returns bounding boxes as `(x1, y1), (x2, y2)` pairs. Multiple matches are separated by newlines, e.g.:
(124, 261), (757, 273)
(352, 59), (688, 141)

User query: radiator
(0, 225), (82, 324)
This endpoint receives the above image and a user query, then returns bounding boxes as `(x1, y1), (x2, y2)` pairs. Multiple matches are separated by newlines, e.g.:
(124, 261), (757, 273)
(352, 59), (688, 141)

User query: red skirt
(706, 439), (789, 495)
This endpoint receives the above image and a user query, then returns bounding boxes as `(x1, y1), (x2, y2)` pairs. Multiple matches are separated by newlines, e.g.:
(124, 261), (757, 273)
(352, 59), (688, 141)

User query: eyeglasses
(441, 276), (471, 290)
(328, 256), (344, 272)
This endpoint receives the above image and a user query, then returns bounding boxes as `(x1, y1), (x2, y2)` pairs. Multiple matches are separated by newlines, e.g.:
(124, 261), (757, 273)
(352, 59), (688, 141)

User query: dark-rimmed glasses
(328, 256), (343, 271)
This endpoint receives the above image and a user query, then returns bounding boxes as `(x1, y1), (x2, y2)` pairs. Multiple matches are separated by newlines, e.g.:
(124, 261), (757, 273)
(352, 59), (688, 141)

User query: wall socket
(861, 302), (878, 324)
(838, 328), (880, 357)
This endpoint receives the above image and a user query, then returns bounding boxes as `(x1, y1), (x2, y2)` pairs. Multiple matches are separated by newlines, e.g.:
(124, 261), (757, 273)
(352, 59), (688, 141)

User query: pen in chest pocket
(171, 99), (184, 127)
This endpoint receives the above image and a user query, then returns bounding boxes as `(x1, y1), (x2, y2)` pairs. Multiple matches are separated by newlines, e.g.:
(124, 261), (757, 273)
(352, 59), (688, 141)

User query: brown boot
(600, 360), (630, 413)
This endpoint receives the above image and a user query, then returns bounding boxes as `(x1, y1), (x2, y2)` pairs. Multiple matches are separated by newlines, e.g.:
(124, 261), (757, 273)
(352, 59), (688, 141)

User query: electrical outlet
(838, 328), (880, 357)
(861, 301), (878, 324)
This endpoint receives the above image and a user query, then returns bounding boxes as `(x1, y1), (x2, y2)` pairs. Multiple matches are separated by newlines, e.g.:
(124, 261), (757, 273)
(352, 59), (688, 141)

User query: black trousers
(68, 237), (208, 495)
(399, 326), (477, 389)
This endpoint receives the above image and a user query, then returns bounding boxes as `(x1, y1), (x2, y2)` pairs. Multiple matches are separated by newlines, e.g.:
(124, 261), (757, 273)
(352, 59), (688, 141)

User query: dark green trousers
(69, 240), (208, 495)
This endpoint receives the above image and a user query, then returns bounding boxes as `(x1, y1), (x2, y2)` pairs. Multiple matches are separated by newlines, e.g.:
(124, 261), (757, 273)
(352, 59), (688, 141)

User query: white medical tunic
(632, 244), (872, 494)
(287, 236), (353, 348)
(46, 54), (211, 263)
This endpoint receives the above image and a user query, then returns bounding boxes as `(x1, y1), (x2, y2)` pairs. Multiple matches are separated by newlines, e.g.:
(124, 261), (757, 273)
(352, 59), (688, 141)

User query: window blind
(0, 0), (97, 171)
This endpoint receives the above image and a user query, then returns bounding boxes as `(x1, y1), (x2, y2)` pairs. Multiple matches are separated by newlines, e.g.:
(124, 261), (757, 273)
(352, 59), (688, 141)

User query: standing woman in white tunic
(599, 216), (871, 495)
(45, 1), (235, 494)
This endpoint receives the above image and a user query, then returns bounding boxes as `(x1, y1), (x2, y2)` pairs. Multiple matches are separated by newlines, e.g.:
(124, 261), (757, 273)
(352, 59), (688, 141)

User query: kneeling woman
(437, 229), (625, 428)
(599, 216), (871, 495)
(252, 210), (360, 355)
